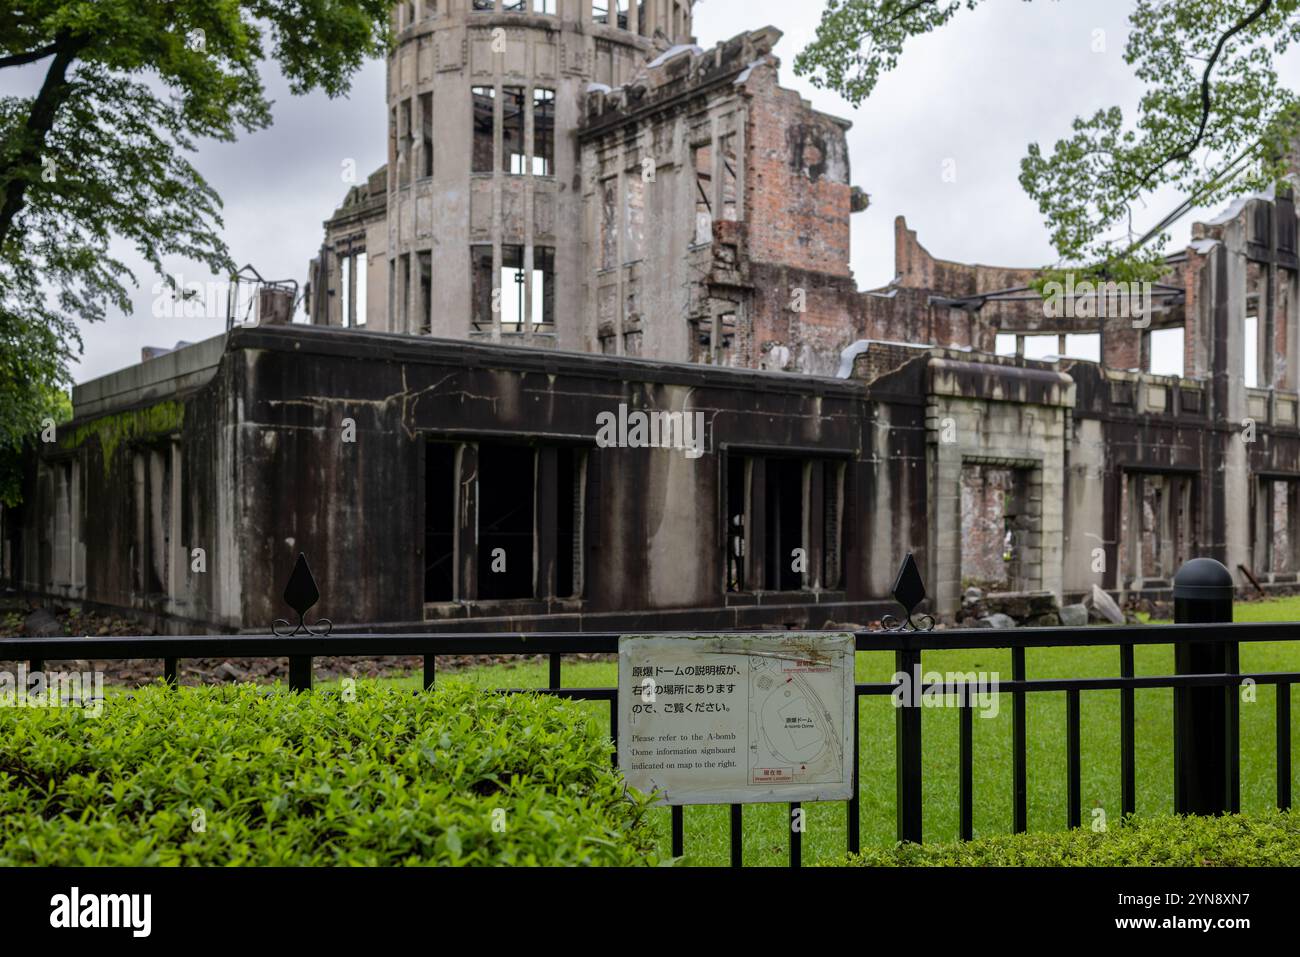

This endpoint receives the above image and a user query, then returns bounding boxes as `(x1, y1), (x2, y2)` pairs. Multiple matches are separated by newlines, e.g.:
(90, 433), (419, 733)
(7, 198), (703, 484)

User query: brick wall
(740, 65), (853, 278)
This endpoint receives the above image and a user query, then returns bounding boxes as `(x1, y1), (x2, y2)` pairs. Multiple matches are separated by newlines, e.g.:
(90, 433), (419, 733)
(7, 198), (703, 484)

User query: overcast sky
(12, 0), (1299, 383)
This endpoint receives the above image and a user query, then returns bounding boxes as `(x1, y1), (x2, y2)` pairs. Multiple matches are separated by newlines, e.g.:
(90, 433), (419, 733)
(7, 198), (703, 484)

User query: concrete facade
(7, 5), (1300, 630)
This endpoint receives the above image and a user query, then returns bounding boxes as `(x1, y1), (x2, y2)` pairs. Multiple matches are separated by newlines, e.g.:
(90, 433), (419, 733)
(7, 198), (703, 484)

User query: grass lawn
(312, 595), (1300, 867)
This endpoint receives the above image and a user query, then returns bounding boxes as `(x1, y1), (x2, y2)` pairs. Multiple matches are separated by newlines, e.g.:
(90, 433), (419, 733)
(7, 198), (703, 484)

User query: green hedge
(839, 810), (1300, 866)
(0, 681), (660, 866)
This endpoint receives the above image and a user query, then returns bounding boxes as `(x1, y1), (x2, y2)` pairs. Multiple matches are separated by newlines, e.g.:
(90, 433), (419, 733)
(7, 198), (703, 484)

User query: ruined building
(4, 2), (1300, 633)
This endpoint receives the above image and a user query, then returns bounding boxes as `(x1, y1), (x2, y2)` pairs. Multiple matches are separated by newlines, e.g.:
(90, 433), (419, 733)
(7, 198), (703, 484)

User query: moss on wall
(59, 400), (185, 472)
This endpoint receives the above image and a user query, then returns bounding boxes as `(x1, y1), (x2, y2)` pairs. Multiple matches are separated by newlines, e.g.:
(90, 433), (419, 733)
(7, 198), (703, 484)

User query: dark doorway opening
(478, 443), (535, 599)
(424, 442), (456, 602)
(764, 458), (804, 591)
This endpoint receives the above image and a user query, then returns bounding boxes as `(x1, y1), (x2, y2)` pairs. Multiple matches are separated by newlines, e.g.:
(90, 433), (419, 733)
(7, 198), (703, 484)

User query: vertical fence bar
(288, 655), (312, 692)
(1066, 688), (1081, 829)
(1012, 646), (1027, 833)
(548, 653), (561, 690)
(1227, 642), (1241, 814)
(895, 647), (923, 843)
(848, 692), (861, 855)
(1120, 643), (1136, 817)
(729, 805), (742, 867)
(789, 802), (801, 868)
(959, 684), (973, 842)
(164, 657), (179, 687)
(609, 698), (618, 770)
(671, 805), (684, 858)
(423, 655), (435, 691)
(1277, 681), (1291, 811)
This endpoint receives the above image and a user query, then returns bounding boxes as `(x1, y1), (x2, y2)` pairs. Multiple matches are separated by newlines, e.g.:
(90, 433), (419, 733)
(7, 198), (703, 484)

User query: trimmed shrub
(0, 681), (660, 866)
(838, 811), (1300, 866)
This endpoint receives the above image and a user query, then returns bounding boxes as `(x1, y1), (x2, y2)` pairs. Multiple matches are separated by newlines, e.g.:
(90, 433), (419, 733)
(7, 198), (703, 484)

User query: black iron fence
(4, 619), (1298, 866)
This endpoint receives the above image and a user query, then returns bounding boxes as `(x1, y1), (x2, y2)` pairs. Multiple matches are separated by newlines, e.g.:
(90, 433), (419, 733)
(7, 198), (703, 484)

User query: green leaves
(0, 1), (393, 492)
(794, 0), (981, 107)
(797, 1), (1300, 279)
(0, 680), (663, 866)
(842, 809), (1300, 866)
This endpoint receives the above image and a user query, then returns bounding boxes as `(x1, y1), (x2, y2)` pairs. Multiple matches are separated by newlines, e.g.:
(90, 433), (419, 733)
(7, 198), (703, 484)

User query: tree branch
(0, 43), (60, 70)
(880, 0), (940, 30)
(1132, 0), (1274, 193)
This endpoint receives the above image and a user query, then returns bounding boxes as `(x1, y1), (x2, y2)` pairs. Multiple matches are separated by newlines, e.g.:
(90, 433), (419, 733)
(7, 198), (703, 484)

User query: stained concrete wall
(925, 354), (1074, 617)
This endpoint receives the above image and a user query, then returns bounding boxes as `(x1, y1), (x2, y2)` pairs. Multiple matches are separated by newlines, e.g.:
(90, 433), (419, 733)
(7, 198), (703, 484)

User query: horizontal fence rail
(2, 623), (1298, 866)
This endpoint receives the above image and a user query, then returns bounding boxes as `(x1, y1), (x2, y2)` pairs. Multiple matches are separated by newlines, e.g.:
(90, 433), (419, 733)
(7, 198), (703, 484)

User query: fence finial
(882, 553), (935, 633)
(273, 552), (333, 637)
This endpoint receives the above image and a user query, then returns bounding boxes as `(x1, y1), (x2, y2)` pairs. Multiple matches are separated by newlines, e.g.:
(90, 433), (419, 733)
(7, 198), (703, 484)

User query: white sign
(618, 633), (855, 806)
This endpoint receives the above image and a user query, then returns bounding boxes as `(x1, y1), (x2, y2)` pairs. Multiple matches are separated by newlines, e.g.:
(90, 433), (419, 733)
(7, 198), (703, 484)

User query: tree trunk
(0, 36), (82, 254)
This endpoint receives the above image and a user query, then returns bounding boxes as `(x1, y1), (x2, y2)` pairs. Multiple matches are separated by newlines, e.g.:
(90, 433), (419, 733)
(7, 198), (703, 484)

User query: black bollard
(1172, 557), (1237, 815)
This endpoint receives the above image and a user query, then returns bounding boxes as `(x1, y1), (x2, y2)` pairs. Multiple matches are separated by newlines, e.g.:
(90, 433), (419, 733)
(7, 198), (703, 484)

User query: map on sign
(618, 633), (855, 806)
(747, 652), (846, 786)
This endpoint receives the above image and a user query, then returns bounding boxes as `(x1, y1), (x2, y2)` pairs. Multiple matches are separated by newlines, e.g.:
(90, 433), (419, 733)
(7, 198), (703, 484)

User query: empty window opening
(593, 2), (609, 24)
(471, 245), (494, 331)
(500, 245), (527, 330)
(398, 254), (412, 331)
(994, 333), (1017, 356)
(398, 98), (413, 186)
(726, 453), (746, 593)
(533, 247), (555, 327)
(533, 89), (555, 176)
(419, 92), (434, 179)
(416, 251), (432, 335)
(503, 87), (526, 174)
(959, 464), (1030, 592)
(472, 0), (494, 11)
(1021, 335), (1058, 361)
(535, 0), (556, 14)
(764, 458), (805, 591)
(478, 444), (535, 600)
(1064, 333), (1100, 362)
(339, 255), (351, 328)
(1148, 326), (1184, 377)
(692, 143), (713, 245)
(424, 442), (456, 602)
(1244, 285), (1261, 387)
(354, 252), (368, 327)
(720, 134), (738, 221)
(384, 257), (395, 328)
(471, 86), (495, 173)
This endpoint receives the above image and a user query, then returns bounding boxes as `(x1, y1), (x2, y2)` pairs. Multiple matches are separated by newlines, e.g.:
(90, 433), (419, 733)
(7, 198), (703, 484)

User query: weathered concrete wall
(10, 340), (244, 632)
(925, 354), (1074, 616)
(9, 324), (939, 633)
